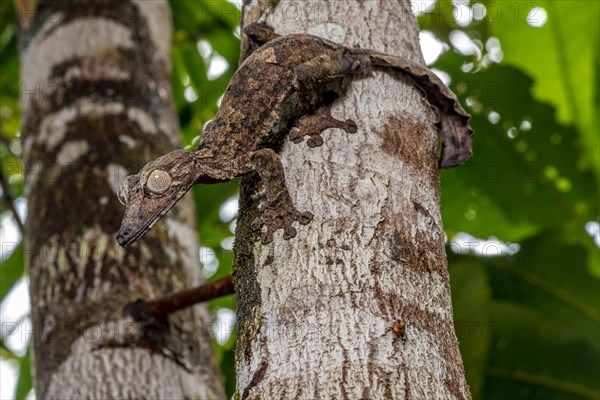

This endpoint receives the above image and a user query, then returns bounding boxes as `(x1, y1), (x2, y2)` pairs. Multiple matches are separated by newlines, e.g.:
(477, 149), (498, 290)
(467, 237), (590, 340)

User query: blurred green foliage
(419, 1), (599, 399)
(0, 1), (597, 399)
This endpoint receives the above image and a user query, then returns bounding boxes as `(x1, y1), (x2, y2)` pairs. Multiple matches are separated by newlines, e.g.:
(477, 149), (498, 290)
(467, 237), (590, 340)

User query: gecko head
(116, 149), (199, 247)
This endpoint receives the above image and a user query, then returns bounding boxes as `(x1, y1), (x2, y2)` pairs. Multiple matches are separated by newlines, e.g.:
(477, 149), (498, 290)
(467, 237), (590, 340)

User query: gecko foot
(289, 105), (358, 148)
(251, 201), (313, 244)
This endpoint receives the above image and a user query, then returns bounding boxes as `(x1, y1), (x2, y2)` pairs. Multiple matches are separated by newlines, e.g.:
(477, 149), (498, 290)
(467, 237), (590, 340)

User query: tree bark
(21, 1), (224, 398)
(234, 1), (471, 399)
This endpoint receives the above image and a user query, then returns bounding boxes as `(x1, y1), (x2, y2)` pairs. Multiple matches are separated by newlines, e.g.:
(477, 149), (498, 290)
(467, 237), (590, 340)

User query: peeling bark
(234, 1), (470, 399)
(21, 0), (224, 398)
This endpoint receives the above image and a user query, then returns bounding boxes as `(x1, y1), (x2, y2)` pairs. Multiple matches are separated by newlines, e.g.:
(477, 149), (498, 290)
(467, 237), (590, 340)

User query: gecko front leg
(287, 50), (370, 147)
(289, 103), (358, 147)
(220, 149), (313, 244)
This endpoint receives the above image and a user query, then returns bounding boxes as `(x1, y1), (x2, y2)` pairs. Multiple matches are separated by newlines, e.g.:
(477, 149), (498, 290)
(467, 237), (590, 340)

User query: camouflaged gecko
(116, 23), (472, 246)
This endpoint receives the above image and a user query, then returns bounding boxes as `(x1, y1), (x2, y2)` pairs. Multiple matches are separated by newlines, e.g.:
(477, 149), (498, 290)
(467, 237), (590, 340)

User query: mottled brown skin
(116, 23), (472, 247)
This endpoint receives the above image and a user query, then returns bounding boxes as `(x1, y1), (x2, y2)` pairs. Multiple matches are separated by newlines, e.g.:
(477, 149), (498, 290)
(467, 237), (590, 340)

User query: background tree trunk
(21, 0), (224, 398)
(234, 1), (471, 398)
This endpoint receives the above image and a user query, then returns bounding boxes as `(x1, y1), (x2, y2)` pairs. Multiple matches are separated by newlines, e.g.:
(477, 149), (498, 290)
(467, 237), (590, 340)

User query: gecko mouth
(116, 198), (178, 247)
(116, 214), (161, 246)
(116, 181), (194, 247)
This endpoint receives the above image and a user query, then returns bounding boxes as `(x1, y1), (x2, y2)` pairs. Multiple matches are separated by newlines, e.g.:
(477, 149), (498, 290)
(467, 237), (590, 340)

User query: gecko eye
(145, 169), (172, 195)
(117, 180), (129, 205)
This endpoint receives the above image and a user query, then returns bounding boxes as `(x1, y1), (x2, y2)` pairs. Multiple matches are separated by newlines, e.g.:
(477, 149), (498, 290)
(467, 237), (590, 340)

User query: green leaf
(193, 181), (238, 277)
(436, 54), (597, 253)
(483, 231), (599, 349)
(0, 339), (17, 360)
(179, 42), (208, 103)
(208, 292), (235, 313)
(221, 348), (236, 399)
(1, 243), (24, 301)
(417, 0), (461, 38)
(483, 302), (600, 400)
(487, 1), (600, 173)
(449, 260), (491, 399)
(171, 0), (240, 149)
(192, 180), (238, 244)
(171, 0), (241, 66)
(450, 231), (600, 399)
(204, 29), (240, 68)
(15, 346), (32, 400)
(171, 47), (189, 114)
(171, 0), (240, 33)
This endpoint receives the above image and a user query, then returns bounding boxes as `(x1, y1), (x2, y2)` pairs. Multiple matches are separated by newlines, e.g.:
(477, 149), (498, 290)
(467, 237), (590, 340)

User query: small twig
(126, 275), (235, 322)
(0, 166), (25, 236)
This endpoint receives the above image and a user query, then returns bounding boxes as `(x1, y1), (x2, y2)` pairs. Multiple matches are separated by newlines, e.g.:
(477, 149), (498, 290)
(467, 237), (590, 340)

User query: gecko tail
(437, 112), (473, 168)
(367, 51), (473, 168)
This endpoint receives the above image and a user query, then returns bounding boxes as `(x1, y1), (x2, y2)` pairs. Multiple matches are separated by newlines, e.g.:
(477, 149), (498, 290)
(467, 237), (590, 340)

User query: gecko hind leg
(289, 51), (369, 146)
(294, 50), (371, 111)
(289, 103), (358, 148)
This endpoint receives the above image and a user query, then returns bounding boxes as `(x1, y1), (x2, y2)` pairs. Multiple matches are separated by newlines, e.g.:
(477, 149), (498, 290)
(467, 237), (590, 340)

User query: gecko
(116, 23), (472, 247)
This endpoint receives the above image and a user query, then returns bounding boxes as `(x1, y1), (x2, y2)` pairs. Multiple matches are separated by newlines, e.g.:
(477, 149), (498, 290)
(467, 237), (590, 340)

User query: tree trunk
(234, 1), (471, 398)
(21, 1), (224, 398)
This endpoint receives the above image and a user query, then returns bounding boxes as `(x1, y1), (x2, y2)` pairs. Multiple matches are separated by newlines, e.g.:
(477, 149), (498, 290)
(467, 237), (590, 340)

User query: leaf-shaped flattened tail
(367, 52), (473, 169)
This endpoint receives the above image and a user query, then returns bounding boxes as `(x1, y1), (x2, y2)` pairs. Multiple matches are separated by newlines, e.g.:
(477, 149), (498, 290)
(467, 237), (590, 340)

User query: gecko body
(116, 24), (472, 246)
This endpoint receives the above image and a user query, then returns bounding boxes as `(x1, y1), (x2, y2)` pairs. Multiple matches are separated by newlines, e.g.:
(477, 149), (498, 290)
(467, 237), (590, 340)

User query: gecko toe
(289, 127), (304, 143)
(307, 135), (324, 148)
(261, 231), (274, 244)
(298, 211), (313, 225)
(253, 203), (312, 243)
(251, 218), (263, 231)
(283, 225), (297, 240)
(344, 119), (358, 133)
